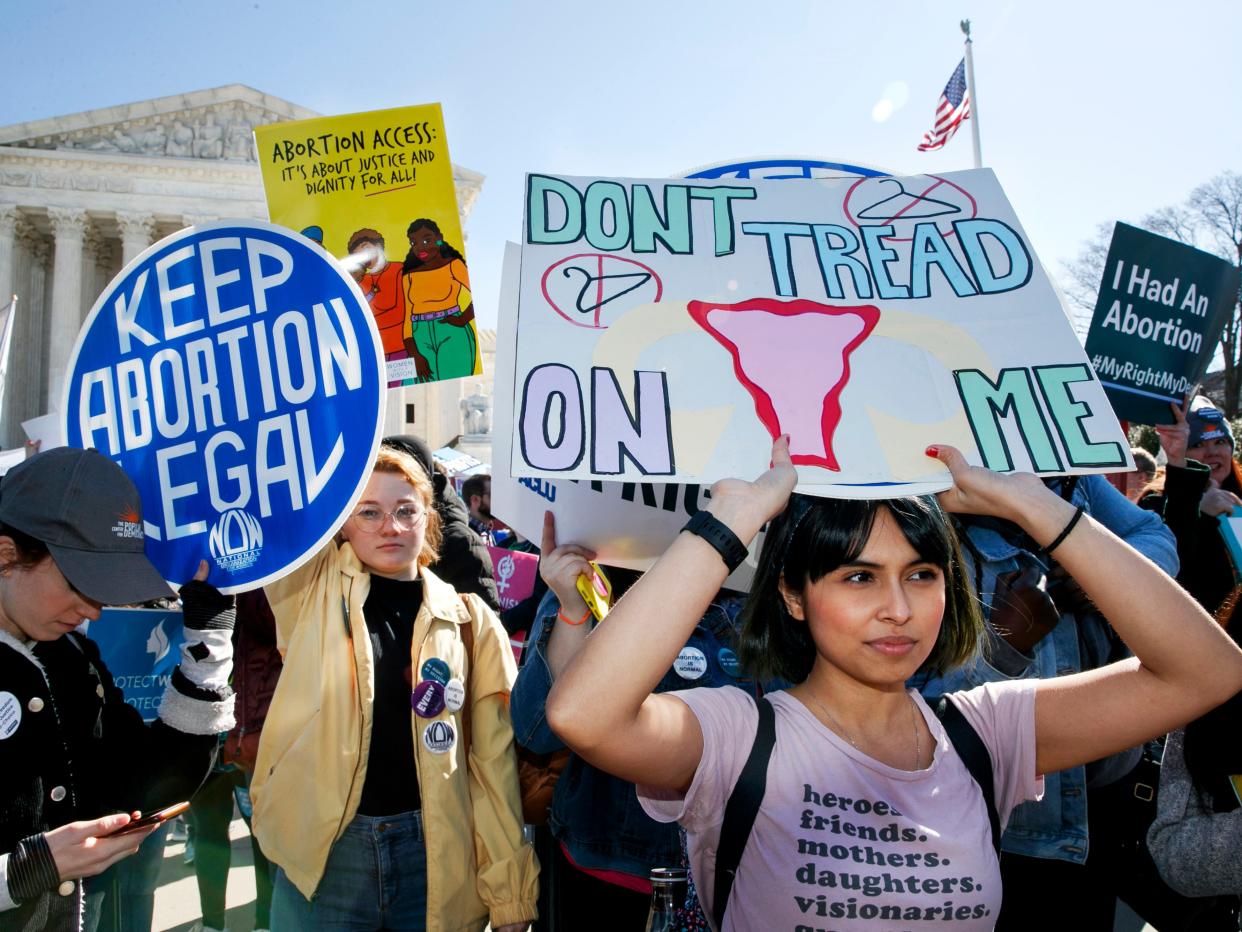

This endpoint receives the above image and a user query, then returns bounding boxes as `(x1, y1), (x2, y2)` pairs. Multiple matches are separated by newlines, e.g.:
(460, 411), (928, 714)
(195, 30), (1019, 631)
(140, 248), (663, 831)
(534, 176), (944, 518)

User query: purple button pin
(412, 680), (446, 718)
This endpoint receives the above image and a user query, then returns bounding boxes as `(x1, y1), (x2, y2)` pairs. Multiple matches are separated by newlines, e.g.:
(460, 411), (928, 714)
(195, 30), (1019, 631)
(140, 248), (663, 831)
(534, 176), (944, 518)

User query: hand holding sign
(1154, 398), (1191, 468)
(538, 511), (594, 621)
(63, 221), (385, 592)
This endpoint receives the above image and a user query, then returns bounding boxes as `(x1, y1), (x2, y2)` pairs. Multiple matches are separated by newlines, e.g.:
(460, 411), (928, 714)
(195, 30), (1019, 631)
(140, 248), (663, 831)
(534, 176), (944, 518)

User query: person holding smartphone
(0, 448), (236, 932)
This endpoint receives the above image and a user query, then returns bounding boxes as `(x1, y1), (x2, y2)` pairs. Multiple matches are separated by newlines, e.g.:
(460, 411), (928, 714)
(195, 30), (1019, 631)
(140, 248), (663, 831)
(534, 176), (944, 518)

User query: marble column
(46, 207), (87, 408)
(0, 206), (18, 445)
(116, 211), (156, 266)
(0, 205), (16, 303)
(10, 220), (48, 444)
(81, 224), (107, 325)
(182, 213), (217, 231)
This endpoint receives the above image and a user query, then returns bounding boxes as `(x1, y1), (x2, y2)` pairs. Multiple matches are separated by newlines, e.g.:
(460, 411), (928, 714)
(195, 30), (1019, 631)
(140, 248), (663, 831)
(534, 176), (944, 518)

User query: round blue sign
(681, 156), (891, 182)
(62, 221), (385, 593)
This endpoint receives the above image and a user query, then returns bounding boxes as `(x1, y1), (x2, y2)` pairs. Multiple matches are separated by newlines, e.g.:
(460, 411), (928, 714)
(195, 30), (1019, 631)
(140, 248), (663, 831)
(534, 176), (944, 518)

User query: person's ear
(778, 575), (805, 621)
(0, 537), (18, 576)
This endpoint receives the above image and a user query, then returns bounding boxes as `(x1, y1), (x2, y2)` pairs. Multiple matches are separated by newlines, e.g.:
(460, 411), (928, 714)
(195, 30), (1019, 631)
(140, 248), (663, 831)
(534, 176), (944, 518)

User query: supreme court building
(0, 84), (495, 458)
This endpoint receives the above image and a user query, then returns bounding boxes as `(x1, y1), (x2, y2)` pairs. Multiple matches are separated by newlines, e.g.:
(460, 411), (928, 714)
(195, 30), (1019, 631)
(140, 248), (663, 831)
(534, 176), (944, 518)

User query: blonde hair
(369, 446), (442, 567)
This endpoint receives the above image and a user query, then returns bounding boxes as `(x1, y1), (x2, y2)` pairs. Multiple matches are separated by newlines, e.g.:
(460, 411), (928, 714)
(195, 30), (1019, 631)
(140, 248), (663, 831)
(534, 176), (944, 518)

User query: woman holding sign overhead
(545, 436), (1242, 931)
(251, 443), (536, 932)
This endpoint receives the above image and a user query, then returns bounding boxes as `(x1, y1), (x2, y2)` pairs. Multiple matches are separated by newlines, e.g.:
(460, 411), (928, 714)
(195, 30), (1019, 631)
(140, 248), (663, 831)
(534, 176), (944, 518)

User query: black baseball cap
(0, 448), (174, 604)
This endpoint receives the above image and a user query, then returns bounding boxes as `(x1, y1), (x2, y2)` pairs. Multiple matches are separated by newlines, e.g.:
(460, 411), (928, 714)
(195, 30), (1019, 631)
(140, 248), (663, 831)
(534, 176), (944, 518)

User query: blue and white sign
(84, 608), (186, 723)
(63, 220), (385, 593)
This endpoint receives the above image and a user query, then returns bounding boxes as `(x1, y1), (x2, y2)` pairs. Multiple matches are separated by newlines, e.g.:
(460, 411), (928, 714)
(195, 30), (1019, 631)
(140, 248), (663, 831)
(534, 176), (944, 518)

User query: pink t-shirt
(638, 682), (1042, 932)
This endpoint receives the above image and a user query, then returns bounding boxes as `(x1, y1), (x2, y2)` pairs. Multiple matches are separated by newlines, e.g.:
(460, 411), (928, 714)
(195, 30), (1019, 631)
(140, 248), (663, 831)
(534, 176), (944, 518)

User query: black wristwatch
(682, 510), (749, 573)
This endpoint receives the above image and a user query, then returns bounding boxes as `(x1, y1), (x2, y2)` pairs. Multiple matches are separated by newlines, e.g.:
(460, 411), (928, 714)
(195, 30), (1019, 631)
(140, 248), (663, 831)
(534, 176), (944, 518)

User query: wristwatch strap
(683, 510), (748, 574)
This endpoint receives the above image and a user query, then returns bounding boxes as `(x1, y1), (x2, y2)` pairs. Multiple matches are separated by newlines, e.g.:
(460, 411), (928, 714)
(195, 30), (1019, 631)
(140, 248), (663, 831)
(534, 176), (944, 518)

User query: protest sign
(22, 412), (64, 450)
(487, 545), (539, 611)
(255, 104), (481, 387)
(491, 243), (763, 588)
(63, 220), (385, 593)
(1084, 222), (1240, 424)
(84, 608), (185, 722)
(508, 169), (1131, 496)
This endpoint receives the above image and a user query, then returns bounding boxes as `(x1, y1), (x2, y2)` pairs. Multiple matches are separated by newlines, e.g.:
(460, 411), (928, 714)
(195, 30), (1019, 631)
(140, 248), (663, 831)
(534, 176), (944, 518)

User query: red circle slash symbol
(540, 253), (663, 329)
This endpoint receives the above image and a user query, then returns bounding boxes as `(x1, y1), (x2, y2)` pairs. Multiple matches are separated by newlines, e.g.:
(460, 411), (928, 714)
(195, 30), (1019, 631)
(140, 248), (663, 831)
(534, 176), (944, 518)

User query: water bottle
(644, 867), (687, 932)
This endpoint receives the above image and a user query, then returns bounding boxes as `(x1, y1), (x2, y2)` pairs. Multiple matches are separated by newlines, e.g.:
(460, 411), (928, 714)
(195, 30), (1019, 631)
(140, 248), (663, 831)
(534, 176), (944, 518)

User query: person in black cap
(0, 447), (236, 932)
(1142, 397), (1242, 614)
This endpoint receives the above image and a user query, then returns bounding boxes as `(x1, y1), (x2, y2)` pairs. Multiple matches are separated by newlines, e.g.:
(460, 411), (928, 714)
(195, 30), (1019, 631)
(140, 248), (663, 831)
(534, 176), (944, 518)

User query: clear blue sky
(3, 0), (1239, 330)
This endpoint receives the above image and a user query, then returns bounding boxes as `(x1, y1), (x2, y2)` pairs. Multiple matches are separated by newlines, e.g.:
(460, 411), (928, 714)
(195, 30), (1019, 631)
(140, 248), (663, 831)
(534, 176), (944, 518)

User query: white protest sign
(491, 242), (761, 588)
(22, 412), (64, 450)
(509, 169), (1131, 497)
(62, 220), (385, 592)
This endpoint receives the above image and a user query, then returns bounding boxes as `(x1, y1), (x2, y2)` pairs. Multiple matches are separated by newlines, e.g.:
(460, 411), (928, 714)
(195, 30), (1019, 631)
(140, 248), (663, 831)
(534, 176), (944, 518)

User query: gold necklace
(805, 690), (922, 771)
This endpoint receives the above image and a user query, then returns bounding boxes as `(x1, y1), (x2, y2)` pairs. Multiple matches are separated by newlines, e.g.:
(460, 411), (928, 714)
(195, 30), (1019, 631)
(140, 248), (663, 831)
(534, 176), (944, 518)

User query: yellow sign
(256, 104), (481, 386)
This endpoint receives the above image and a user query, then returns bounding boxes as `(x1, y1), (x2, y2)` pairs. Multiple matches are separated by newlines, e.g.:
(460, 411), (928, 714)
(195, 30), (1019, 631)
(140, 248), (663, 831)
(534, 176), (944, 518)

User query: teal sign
(1085, 223), (1239, 424)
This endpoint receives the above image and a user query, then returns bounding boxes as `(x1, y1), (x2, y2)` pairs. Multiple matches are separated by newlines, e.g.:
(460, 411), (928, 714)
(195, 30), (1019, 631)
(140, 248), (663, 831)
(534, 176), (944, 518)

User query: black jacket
(433, 481), (501, 611)
(0, 631), (216, 932)
(1139, 460), (1235, 616)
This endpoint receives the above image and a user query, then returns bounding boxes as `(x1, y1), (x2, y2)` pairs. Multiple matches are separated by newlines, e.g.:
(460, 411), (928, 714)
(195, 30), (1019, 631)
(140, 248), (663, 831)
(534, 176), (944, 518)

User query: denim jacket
(915, 475), (1178, 864)
(510, 589), (754, 877)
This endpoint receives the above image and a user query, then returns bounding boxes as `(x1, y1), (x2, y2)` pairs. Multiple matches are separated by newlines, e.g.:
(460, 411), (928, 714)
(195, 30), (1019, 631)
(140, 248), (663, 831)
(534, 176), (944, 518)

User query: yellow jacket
(251, 541), (538, 930)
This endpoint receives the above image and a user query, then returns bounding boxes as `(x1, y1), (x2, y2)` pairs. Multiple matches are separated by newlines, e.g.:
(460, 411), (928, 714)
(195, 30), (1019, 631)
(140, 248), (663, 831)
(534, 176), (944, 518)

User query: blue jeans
(271, 810), (428, 931)
(83, 822), (172, 932)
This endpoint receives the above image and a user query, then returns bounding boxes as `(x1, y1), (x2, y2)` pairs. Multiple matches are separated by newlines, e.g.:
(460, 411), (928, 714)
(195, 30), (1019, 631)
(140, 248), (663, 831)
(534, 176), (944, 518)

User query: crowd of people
(5, 395), (1242, 932)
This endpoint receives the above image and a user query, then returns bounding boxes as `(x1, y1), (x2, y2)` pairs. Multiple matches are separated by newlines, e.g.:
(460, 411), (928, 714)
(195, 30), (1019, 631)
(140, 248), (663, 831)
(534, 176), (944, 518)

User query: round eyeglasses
(351, 504), (426, 531)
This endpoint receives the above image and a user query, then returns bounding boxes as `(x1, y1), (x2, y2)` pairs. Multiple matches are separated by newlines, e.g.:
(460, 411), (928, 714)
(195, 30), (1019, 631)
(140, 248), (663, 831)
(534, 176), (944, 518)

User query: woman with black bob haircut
(546, 438), (1242, 931)
(738, 493), (980, 686)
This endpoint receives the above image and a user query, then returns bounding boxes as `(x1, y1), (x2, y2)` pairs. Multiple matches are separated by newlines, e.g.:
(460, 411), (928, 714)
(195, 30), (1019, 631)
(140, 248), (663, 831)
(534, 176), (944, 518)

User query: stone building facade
(0, 84), (493, 457)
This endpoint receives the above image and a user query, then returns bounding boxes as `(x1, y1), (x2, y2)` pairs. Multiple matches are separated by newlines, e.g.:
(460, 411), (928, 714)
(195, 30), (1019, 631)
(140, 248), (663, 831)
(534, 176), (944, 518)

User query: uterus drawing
(687, 298), (880, 471)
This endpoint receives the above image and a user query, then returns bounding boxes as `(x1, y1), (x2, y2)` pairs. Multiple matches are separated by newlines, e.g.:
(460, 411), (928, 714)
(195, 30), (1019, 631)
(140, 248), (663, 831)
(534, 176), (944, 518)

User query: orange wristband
(557, 605), (591, 626)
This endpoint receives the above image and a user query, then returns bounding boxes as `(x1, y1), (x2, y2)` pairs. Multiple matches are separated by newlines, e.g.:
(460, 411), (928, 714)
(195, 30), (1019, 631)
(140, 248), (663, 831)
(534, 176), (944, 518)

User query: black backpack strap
(713, 695), (776, 930)
(935, 696), (1001, 858)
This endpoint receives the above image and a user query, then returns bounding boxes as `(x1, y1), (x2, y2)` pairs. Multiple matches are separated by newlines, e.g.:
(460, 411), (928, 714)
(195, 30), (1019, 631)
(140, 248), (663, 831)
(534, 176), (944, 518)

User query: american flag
(917, 60), (971, 152)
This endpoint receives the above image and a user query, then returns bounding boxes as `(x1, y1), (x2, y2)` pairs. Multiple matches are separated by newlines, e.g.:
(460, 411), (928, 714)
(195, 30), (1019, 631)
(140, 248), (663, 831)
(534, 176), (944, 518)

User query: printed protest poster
(491, 243), (764, 587)
(255, 104), (481, 387)
(508, 169), (1131, 497)
(1084, 223), (1240, 424)
(85, 608), (185, 722)
(487, 545), (539, 611)
(62, 220), (386, 593)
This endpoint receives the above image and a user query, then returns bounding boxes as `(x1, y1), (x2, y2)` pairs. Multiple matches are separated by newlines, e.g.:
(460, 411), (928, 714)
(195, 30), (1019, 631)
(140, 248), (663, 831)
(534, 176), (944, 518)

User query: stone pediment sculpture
(0, 84), (319, 163)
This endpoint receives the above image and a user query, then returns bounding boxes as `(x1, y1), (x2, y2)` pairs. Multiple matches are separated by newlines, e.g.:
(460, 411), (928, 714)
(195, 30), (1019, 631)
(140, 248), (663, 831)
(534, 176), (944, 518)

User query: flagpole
(961, 19), (983, 168)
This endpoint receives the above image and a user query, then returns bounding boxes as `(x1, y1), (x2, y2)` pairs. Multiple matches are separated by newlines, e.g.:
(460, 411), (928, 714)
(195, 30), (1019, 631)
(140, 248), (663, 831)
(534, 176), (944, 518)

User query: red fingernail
(925, 445), (940, 458)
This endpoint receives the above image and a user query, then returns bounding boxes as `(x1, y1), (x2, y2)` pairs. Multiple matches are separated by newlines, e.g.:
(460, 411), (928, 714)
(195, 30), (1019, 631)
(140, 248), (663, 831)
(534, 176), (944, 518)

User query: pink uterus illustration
(687, 298), (880, 471)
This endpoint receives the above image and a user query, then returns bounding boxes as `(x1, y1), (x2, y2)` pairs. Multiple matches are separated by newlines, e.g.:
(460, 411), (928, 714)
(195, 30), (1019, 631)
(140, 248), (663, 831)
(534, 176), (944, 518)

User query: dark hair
(0, 521), (50, 569)
(460, 474), (490, 505)
(737, 494), (982, 684)
(402, 218), (465, 273)
(347, 227), (384, 253)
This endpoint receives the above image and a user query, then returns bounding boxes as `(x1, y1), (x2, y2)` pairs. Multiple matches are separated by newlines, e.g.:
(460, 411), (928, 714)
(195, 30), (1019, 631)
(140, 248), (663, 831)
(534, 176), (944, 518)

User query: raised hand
(925, 444), (1051, 524)
(705, 434), (798, 542)
(539, 511), (595, 615)
(1154, 397), (1190, 467)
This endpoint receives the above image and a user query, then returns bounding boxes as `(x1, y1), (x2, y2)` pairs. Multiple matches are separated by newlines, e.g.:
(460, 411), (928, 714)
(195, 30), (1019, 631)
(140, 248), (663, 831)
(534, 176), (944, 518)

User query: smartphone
(575, 562), (612, 622)
(109, 801), (190, 836)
